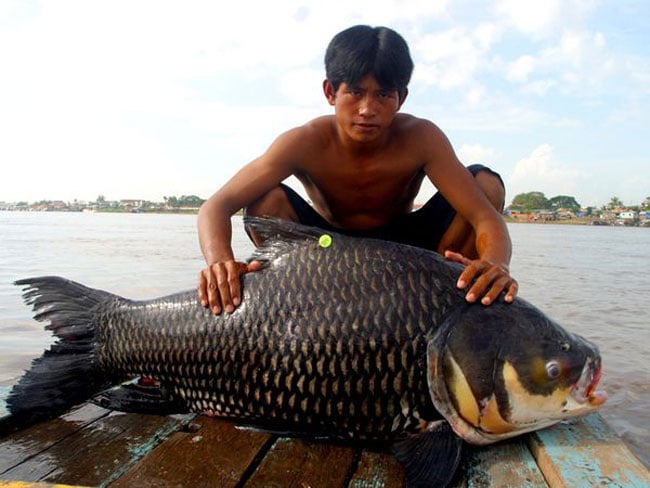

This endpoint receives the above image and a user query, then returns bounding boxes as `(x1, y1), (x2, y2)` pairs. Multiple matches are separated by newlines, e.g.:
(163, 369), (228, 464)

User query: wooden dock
(1, 389), (648, 487)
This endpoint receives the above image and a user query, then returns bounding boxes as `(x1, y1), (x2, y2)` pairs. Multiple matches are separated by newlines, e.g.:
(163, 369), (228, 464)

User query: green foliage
(163, 195), (205, 208)
(607, 196), (623, 209)
(510, 192), (585, 213)
(510, 191), (550, 211)
(548, 195), (581, 211)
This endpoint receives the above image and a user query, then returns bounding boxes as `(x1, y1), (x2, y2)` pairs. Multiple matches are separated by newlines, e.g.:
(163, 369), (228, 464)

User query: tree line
(94, 194), (206, 208)
(162, 195), (205, 208)
(509, 192), (650, 214)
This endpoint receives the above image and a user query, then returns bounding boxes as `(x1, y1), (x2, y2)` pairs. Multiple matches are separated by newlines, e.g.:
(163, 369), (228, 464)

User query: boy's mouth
(353, 122), (380, 132)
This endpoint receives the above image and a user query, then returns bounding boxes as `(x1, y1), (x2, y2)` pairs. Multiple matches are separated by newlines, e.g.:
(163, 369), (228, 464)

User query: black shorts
(277, 164), (503, 251)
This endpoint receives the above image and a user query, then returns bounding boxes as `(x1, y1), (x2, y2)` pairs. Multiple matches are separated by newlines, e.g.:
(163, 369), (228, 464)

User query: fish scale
(90, 235), (450, 441)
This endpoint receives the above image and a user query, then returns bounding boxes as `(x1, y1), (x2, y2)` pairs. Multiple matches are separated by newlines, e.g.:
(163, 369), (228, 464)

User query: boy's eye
(378, 91), (396, 100)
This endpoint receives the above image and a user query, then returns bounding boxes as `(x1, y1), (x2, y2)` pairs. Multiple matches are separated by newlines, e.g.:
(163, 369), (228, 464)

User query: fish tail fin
(6, 276), (116, 430)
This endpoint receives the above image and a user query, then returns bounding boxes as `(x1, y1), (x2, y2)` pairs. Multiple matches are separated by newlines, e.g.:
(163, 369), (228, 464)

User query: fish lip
(571, 357), (607, 406)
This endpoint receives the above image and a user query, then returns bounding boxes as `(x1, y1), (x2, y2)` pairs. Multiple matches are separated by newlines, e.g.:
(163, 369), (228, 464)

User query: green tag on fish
(318, 234), (332, 248)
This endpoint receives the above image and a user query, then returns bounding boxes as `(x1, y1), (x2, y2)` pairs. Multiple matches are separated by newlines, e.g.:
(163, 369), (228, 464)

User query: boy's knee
(244, 186), (297, 221)
(473, 168), (505, 212)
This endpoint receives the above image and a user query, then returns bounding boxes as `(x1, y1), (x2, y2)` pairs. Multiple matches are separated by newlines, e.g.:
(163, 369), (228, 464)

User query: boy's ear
(323, 79), (336, 105)
(398, 88), (409, 109)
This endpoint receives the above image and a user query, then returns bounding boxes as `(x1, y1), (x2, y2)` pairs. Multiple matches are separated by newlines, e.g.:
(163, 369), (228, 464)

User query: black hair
(325, 25), (414, 100)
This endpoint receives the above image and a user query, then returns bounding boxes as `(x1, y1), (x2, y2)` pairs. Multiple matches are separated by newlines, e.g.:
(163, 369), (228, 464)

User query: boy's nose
(358, 97), (378, 116)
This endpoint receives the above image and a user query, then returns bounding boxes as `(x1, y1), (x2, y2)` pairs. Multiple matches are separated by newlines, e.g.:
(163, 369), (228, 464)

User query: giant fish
(6, 217), (606, 487)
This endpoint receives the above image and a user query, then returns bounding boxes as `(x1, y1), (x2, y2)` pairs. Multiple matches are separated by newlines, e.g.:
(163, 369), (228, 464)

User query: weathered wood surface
(0, 394), (648, 488)
(528, 414), (650, 488)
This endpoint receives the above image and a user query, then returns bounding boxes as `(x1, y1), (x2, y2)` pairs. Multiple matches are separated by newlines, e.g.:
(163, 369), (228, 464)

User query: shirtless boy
(197, 25), (518, 315)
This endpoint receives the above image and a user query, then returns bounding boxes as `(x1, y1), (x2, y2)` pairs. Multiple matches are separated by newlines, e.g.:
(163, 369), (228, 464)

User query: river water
(0, 211), (648, 467)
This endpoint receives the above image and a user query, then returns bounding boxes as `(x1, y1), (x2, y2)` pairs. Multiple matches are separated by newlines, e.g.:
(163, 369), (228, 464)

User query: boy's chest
(299, 154), (425, 210)
(309, 150), (422, 189)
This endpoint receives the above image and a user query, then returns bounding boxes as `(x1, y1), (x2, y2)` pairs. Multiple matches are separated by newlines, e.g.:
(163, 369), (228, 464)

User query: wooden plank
(0, 404), (110, 473)
(528, 413), (650, 488)
(464, 439), (548, 488)
(109, 416), (274, 488)
(244, 437), (357, 487)
(1, 411), (190, 486)
(0, 482), (91, 488)
(347, 450), (405, 488)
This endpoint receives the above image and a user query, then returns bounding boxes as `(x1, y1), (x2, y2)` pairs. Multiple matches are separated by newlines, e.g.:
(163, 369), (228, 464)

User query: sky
(0, 0), (648, 208)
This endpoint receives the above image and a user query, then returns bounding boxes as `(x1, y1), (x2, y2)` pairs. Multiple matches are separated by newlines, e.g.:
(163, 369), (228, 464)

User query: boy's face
(323, 75), (406, 144)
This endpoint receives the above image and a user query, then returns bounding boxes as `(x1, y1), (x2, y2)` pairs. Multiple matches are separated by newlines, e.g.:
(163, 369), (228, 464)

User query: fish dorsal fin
(244, 216), (330, 263)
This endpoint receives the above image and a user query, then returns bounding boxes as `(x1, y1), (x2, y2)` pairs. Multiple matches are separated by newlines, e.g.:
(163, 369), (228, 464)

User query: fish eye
(546, 361), (561, 379)
(560, 342), (570, 352)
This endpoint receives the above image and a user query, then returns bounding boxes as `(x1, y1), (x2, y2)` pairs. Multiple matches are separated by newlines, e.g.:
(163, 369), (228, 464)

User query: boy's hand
(444, 250), (518, 306)
(198, 260), (262, 315)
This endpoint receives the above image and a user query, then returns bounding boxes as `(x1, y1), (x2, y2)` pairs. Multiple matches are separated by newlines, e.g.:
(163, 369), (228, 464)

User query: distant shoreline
(0, 208), (201, 215)
(5, 208), (649, 227)
(504, 216), (649, 227)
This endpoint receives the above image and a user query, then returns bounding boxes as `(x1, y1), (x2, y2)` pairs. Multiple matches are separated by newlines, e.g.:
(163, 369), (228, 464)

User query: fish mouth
(570, 357), (607, 408)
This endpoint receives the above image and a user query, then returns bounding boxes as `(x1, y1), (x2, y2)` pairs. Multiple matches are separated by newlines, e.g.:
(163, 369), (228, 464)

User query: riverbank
(504, 215), (650, 227)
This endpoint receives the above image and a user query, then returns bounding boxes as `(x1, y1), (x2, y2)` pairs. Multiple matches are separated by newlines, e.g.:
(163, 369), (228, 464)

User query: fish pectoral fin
(391, 421), (463, 488)
(92, 378), (186, 415)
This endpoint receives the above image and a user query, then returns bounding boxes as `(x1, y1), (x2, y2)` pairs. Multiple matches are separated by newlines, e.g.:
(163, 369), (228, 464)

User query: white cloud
(278, 68), (326, 108)
(495, 0), (597, 39)
(507, 55), (536, 83)
(506, 144), (582, 201)
(413, 25), (496, 90)
(520, 79), (557, 96)
(457, 144), (498, 165)
(496, 0), (562, 37)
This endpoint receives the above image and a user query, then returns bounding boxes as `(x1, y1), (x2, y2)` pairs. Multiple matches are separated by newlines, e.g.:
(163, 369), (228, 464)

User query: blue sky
(1, 0), (648, 208)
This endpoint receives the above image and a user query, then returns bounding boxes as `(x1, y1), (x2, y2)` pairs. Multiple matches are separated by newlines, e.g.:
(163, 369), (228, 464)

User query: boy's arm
(197, 128), (307, 314)
(422, 123), (517, 305)
(197, 191), (260, 315)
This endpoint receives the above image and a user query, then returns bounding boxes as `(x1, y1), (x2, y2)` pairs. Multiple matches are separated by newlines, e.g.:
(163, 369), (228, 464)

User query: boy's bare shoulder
(394, 113), (444, 135)
(277, 115), (334, 147)
(302, 115), (336, 139)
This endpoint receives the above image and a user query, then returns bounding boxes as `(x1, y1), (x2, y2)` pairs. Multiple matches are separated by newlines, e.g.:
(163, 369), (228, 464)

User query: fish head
(427, 300), (607, 445)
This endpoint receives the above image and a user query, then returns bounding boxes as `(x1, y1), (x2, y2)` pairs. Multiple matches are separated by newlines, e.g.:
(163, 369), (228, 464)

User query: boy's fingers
(479, 275), (511, 305)
(214, 262), (237, 314)
(444, 250), (472, 267)
(456, 261), (481, 290)
(505, 280), (519, 303)
(456, 260), (516, 306)
(197, 260), (265, 315)
(197, 270), (209, 307)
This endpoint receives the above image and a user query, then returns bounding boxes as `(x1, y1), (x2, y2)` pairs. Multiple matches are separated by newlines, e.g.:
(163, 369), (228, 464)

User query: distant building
(617, 211), (639, 226)
(119, 199), (145, 210)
